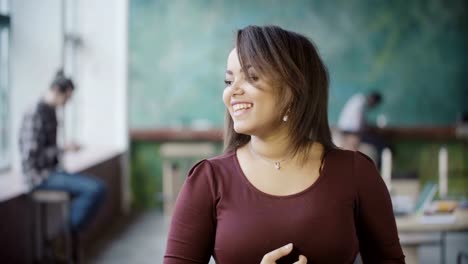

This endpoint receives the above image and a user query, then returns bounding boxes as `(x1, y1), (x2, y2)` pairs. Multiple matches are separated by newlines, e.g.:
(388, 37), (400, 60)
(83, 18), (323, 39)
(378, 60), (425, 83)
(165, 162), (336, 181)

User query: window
(0, 0), (10, 172)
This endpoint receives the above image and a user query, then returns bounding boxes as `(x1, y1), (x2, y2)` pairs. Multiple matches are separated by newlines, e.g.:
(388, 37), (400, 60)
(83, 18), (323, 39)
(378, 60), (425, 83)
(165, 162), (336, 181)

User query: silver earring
(283, 108), (290, 122)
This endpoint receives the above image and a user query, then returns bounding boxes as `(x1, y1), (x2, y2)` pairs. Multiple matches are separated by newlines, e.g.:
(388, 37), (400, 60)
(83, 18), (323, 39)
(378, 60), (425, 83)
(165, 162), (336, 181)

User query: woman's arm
(354, 152), (405, 264)
(164, 160), (217, 264)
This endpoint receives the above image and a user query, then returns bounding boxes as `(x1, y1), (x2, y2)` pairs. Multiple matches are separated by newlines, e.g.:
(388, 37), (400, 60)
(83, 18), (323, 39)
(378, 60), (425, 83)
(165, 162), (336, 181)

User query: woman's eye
(250, 76), (259, 82)
(224, 80), (233, 86)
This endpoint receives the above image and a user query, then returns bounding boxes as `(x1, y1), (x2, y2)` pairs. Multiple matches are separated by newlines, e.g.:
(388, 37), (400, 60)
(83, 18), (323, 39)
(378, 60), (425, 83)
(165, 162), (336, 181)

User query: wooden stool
(31, 190), (72, 263)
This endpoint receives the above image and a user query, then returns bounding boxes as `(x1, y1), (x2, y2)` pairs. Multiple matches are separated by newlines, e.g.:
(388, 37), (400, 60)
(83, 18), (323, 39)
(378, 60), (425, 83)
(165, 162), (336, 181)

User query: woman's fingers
(260, 243), (293, 264)
(293, 255), (307, 264)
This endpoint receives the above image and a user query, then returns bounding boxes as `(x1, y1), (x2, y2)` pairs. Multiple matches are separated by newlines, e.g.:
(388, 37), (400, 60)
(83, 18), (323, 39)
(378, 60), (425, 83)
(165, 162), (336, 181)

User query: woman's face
(223, 49), (285, 137)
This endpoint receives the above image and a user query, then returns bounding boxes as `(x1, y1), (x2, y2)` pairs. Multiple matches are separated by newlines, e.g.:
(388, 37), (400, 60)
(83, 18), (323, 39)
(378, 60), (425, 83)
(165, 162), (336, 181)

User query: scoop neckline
(232, 147), (332, 199)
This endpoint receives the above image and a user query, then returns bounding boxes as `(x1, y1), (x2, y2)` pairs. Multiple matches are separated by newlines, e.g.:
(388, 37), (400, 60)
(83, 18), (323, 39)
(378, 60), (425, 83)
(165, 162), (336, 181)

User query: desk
(397, 210), (468, 232)
(396, 209), (468, 264)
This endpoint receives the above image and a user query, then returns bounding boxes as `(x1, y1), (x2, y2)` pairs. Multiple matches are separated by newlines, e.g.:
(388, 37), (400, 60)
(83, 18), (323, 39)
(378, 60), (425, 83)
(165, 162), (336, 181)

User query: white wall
(10, 0), (63, 172)
(72, 0), (128, 151)
(9, 0), (128, 172)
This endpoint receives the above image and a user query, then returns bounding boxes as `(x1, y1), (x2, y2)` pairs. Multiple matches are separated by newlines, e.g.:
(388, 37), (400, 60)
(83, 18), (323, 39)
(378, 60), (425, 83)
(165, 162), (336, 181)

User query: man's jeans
(36, 172), (106, 233)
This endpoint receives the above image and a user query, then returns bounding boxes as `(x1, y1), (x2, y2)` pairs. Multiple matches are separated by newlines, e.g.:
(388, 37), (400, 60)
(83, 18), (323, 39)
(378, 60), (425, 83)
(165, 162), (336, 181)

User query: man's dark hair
(50, 69), (75, 93)
(368, 91), (382, 105)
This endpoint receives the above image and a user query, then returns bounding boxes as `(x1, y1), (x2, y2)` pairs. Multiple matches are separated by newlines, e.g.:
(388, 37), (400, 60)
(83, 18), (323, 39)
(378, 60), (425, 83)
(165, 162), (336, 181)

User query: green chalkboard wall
(129, 0), (468, 129)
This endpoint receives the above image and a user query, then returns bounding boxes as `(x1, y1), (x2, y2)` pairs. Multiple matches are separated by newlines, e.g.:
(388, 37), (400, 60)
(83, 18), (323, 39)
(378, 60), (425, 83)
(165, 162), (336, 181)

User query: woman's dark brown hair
(224, 25), (335, 161)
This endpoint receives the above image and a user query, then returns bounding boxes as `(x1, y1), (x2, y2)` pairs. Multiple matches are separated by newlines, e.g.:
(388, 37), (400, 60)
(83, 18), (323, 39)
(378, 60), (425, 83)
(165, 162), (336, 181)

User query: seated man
(337, 91), (386, 164)
(19, 70), (106, 261)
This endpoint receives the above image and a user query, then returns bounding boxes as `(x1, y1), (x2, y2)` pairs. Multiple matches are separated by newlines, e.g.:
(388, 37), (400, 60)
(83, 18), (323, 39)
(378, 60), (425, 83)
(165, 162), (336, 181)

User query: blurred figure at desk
(19, 70), (106, 261)
(337, 91), (386, 163)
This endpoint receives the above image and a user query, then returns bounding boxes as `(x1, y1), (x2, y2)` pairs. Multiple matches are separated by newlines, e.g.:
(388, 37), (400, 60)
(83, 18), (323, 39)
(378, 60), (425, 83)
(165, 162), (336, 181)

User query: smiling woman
(164, 25), (405, 264)
(223, 26), (334, 162)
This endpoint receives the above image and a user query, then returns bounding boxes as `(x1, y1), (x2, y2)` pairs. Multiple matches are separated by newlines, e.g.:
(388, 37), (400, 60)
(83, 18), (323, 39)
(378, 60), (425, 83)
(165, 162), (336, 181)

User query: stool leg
(33, 201), (42, 262)
(41, 203), (47, 260)
(72, 232), (81, 264)
(62, 201), (72, 264)
(41, 203), (53, 261)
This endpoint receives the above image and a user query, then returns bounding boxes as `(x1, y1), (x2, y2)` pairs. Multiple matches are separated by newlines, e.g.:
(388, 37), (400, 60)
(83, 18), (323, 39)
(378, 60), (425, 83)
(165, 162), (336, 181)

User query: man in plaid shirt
(19, 71), (106, 261)
(20, 96), (65, 186)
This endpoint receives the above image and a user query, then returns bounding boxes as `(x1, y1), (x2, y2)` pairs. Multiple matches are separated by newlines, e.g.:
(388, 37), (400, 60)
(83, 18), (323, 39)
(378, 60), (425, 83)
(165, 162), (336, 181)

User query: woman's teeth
(233, 103), (253, 112)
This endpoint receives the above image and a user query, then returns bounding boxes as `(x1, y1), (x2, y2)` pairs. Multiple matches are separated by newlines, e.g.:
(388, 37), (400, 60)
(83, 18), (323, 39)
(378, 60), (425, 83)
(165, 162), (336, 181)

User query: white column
(381, 148), (392, 191)
(438, 146), (448, 198)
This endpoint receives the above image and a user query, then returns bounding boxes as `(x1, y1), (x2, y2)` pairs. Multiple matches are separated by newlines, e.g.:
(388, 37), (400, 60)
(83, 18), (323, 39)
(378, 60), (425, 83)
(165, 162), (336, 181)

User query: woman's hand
(260, 243), (307, 264)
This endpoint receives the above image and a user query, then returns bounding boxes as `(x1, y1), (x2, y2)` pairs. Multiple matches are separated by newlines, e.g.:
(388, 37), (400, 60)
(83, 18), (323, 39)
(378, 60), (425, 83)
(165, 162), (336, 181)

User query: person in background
(19, 70), (106, 262)
(337, 92), (383, 159)
(164, 25), (404, 263)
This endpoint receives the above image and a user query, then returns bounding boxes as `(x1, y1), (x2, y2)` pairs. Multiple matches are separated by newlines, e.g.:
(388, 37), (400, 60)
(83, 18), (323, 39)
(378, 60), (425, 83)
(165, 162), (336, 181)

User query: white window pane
(0, 0), (8, 15)
(0, 24), (9, 171)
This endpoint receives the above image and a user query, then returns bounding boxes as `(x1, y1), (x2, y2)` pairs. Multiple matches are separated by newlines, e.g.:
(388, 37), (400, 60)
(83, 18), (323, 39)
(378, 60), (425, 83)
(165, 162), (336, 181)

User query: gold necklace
(248, 143), (290, 170)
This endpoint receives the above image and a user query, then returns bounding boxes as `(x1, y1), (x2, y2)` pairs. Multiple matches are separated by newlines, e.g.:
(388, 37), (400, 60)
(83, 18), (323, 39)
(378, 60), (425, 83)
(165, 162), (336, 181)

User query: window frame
(0, 11), (11, 173)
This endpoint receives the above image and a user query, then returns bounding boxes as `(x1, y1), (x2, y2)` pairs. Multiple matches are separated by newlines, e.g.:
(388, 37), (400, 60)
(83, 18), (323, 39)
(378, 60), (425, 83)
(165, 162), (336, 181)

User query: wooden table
(396, 209), (468, 264)
(397, 209), (468, 232)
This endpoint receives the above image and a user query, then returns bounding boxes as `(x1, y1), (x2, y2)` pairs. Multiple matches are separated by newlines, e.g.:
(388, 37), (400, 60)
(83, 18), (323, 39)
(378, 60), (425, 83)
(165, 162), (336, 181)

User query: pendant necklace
(248, 143), (290, 170)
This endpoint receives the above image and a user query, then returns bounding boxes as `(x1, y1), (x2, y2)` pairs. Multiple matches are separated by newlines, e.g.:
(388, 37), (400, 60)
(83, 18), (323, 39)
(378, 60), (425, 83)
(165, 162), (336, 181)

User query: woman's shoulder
(207, 149), (236, 162)
(203, 149), (237, 169)
(325, 148), (377, 175)
(184, 150), (238, 195)
(188, 150), (237, 177)
(326, 147), (374, 163)
(324, 148), (380, 190)
(324, 147), (353, 163)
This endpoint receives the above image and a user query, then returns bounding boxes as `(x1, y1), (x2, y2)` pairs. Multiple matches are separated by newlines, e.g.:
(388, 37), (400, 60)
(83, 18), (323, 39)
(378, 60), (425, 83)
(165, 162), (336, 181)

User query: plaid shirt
(19, 100), (62, 186)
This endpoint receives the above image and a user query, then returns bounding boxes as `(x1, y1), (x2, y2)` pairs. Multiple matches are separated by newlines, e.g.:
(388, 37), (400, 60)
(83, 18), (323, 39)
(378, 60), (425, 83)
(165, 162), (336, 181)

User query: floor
(88, 210), (215, 264)
(89, 210), (169, 264)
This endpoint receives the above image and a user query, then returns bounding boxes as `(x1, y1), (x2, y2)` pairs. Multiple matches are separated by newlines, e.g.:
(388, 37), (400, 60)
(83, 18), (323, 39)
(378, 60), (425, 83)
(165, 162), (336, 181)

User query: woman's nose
(231, 79), (245, 95)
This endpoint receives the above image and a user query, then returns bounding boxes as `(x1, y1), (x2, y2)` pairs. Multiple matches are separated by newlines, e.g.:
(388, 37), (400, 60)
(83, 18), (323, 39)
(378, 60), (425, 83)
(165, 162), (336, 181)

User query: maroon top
(164, 148), (405, 263)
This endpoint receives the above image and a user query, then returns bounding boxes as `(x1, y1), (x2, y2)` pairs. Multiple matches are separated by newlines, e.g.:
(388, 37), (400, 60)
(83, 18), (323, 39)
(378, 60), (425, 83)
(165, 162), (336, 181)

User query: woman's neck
(249, 133), (293, 162)
(248, 134), (323, 166)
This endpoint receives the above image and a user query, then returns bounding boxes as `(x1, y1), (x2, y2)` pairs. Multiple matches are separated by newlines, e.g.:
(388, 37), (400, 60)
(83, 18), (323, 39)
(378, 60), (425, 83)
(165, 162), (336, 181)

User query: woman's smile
(231, 102), (253, 117)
